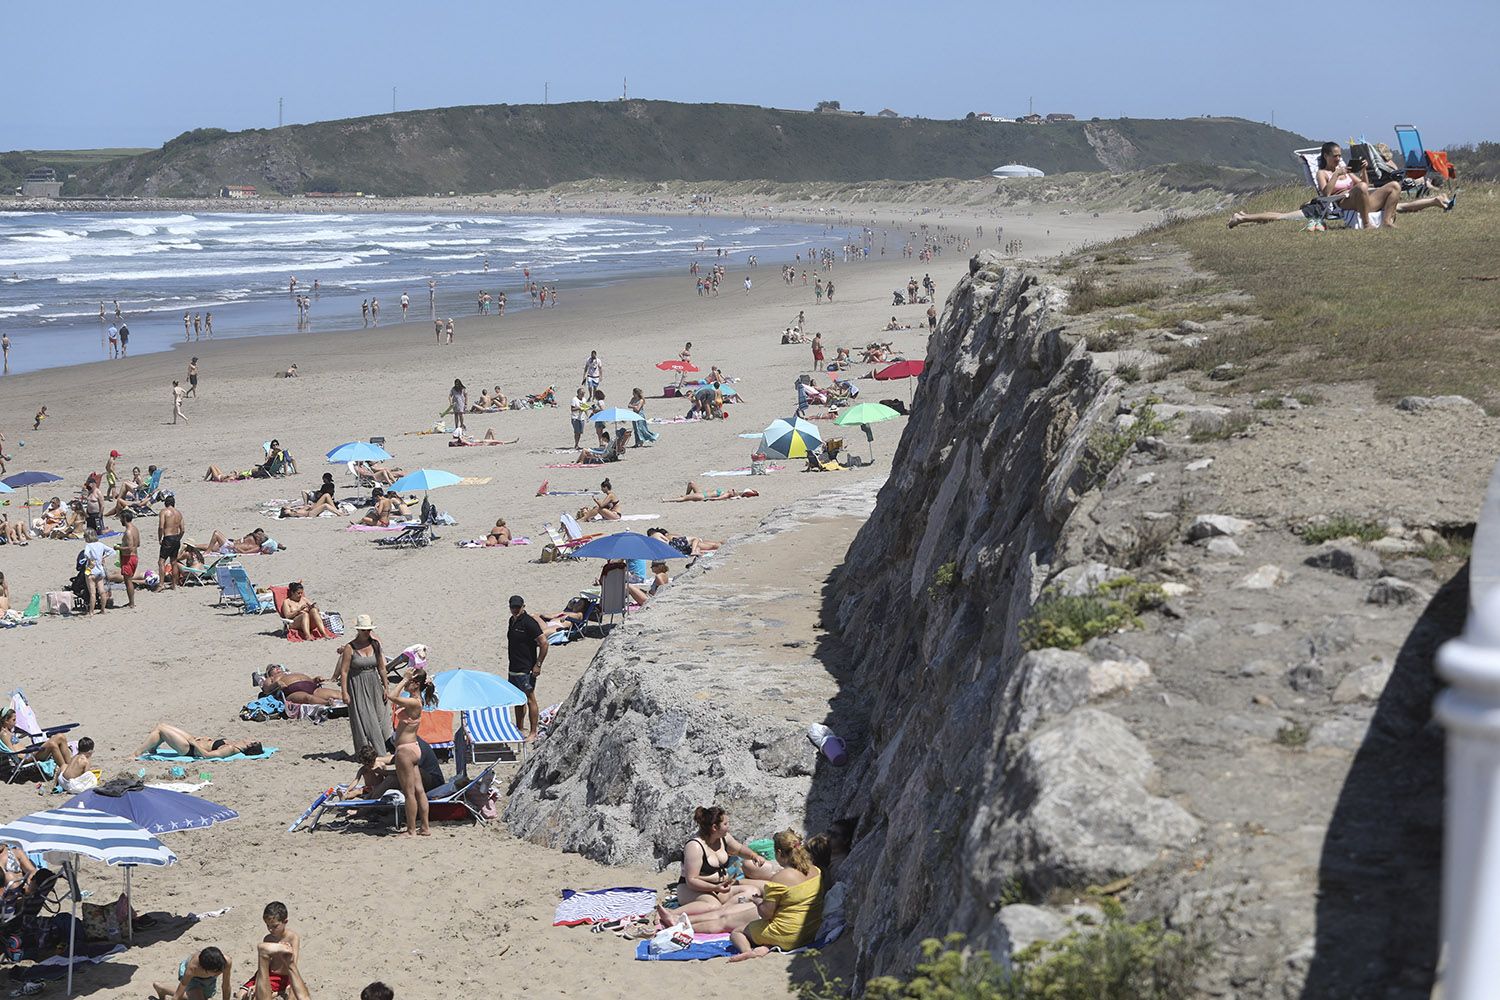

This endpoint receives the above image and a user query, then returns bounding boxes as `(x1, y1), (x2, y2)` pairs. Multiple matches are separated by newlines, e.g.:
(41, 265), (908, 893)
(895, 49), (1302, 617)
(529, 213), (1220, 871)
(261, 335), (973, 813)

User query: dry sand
(0, 204), (1154, 998)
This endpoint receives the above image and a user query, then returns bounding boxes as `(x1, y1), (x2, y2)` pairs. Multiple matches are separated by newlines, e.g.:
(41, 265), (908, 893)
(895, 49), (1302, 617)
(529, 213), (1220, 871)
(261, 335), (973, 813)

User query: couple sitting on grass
(644, 805), (846, 960)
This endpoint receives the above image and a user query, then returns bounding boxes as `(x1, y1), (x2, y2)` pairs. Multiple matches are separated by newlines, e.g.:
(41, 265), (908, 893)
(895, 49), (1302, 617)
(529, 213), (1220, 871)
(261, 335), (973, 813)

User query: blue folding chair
(230, 568), (272, 614)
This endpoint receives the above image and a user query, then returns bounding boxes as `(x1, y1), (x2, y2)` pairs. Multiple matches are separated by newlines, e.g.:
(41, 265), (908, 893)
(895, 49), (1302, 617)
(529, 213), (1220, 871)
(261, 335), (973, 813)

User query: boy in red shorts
(234, 901), (301, 999)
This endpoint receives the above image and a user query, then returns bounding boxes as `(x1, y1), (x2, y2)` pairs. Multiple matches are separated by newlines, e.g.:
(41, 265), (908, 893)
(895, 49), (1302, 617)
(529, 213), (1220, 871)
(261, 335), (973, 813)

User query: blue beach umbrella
(326, 441), (393, 463)
(429, 668), (526, 711)
(589, 407), (647, 424)
(388, 469), (462, 493)
(2, 470), (63, 507)
(760, 418), (822, 460)
(0, 806), (176, 993)
(62, 786), (238, 835)
(570, 531), (687, 561)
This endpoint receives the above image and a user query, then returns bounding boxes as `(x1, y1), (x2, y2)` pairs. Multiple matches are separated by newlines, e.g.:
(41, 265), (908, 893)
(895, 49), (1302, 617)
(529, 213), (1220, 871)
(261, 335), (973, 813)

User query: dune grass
(1157, 184), (1500, 408)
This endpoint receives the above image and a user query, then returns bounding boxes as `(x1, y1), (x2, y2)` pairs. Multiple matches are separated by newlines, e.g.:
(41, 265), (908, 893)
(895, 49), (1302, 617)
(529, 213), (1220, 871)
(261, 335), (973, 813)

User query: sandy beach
(0, 203), (1154, 997)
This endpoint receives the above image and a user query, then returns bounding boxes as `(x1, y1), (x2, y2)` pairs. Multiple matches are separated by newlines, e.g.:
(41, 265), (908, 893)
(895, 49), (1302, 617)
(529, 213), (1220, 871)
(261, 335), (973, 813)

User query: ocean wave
(52, 254), (367, 284)
(0, 303), (42, 317)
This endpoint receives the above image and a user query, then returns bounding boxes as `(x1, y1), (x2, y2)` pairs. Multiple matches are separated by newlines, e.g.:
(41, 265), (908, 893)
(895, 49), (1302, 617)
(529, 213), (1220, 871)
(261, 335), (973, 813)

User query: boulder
(1052, 562), (1128, 596)
(1396, 395), (1480, 412)
(1332, 660), (1394, 703)
(1369, 536), (1421, 556)
(1185, 458), (1214, 472)
(1177, 319), (1207, 334)
(1384, 557), (1437, 581)
(1303, 543), (1383, 580)
(1366, 576), (1428, 607)
(1089, 656), (1152, 697)
(1205, 537), (1244, 557)
(1188, 514), (1254, 540)
(1309, 717), (1369, 751)
(1209, 363), (1239, 381)
(1235, 565), (1288, 590)
(1287, 662), (1327, 694)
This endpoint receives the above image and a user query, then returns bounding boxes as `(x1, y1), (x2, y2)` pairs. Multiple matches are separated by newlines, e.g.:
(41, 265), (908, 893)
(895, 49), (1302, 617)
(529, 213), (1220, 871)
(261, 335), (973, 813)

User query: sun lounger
(308, 763), (498, 830)
(373, 524), (436, 548)
(457, 709), (526, 770)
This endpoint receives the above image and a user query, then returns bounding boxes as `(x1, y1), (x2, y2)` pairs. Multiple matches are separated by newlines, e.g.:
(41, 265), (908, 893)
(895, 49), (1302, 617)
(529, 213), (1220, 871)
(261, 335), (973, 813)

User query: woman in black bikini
(134, 723), (262, 759)
(576, 478), (623, 522)
(656, 805), (776, 923)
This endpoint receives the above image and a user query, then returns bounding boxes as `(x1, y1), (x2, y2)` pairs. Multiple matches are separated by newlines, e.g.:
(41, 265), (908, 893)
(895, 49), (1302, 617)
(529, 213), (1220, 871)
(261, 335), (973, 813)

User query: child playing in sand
(232, 901), (300, 1000)
(57, 737), (97, 792)
(154, 946), (231, 1000)
(33, 406), (46, 430)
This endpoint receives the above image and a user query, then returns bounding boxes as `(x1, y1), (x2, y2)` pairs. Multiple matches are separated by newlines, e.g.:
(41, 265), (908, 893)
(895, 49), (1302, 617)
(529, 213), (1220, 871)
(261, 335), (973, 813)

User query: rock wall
(821, 252), (1199, 975)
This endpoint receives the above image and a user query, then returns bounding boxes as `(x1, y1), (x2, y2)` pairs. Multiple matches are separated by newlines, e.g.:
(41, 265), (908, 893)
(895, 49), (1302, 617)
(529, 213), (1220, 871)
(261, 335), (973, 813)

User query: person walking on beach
(583, 351), (603, 400)
(811, 332), (824, 372)
(825, 280), (836, 303)
(370, 298), (379, 325)
(107, 324), (119, 359)
(507, 594), (546, 741)
(118, 323), (130, 356)
(927, 303), (938, 332)
(193, 313), (202, 341)
(434, 319), (442, 344)
(33, 406), (46, 431)
(744, 276), (752, 294)
(400, 292), (409, 319)
(2, 332), (10, 373)
(361, 300), (370, 328)
(814, 277), (823, 304)
(570, 388), (588, 448)
(336, 616), (392, 755)
(183, 312), (191, 341)
(118, 509), (140, 609)
(171, 380), (188, 424)
(445, 318), (454, 345)
(450, 380), (467, 432)
(186, 357), (199, 398)
(205, 312), (213, 338)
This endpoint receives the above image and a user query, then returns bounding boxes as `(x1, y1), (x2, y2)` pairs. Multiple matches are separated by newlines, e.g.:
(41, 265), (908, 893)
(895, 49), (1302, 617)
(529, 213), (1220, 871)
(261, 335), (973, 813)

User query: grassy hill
(0, 148), (148, 194)
(62, 101), (1310, 198)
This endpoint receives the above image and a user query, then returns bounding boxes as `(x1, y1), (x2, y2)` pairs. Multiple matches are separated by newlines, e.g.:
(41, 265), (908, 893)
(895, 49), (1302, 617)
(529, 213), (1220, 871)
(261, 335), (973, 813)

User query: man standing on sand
(400, 292), (409, 319)
(927, 303), (938, 332)
(811, 332), (824, 372)
(570, 387), (588, 448)
(157, 494), (183, 590)
(117, 510), (140, 608)
(583, 351), (603, 400)
(507, 595), (546, 741)
(107, 324), (119, 359)
(434, 319), (442, 344)
(1, 332), (9, 373)
(171, 380), (188, 424)
(186, 358), (199, 398)
(118, 323), (129, 356)
(428, 279), (436, 320)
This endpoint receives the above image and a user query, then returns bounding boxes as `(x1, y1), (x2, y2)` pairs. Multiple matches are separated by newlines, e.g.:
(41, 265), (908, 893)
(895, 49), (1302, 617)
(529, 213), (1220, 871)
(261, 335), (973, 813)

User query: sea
(0, 211), (835, 375)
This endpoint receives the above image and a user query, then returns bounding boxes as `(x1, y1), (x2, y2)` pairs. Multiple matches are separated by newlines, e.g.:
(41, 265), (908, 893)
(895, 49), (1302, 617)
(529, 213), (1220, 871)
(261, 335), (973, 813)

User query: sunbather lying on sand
(449, 428), (517, 446)
(354, 461), (405, 485)
(662, 481), (759, 502)
(279, 495), (342, 518)
(258, 664), (343, 705)
(485, 518), (512, 546)
(537, 597), (591, 636)
(648, 526), (721, 556)
(207, 528), (282, 554)
(135, 723), (263, 759)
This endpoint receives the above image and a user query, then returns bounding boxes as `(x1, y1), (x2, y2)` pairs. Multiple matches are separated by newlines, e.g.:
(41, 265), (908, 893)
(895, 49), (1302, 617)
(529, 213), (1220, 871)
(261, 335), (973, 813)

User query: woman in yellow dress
(728, 828), (824, 961)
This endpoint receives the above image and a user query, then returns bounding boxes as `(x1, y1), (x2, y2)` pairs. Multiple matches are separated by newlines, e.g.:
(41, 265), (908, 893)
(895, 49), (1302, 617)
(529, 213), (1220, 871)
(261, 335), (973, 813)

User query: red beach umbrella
(656, 360), (700, 373)
(873, 360), (925, 381)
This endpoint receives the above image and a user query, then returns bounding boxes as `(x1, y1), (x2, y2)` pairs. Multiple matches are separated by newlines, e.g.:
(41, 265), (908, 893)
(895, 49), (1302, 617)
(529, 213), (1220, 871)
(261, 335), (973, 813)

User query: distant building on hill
(973, 112), (996, 122)
(1018, 113), (1045, 125)
(220, 184), (258, 199)
(991, 163), (1045, 179)
(21, 168), (62, 198)
(1046, 113), (1076, 123)
(877, 108), (900, 118)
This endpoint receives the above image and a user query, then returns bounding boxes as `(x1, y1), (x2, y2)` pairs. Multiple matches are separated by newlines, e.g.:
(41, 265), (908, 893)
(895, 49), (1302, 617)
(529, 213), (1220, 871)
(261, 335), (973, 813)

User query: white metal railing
(1433, 461), (1500, 998)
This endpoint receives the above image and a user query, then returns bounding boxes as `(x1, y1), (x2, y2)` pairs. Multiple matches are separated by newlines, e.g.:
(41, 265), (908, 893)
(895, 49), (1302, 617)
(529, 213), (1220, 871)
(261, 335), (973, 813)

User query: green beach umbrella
(834, 402), (902, 460)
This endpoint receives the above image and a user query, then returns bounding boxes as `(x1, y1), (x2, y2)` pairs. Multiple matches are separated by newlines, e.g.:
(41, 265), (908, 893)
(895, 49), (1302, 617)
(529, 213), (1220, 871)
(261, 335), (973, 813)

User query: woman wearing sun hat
(335, 614), (391, 755)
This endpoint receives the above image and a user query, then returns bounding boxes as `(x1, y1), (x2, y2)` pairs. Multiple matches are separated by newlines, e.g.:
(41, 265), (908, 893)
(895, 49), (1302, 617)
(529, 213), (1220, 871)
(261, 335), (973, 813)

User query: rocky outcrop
(504, 480), (880, 866)
(819, 252), (1200, 973)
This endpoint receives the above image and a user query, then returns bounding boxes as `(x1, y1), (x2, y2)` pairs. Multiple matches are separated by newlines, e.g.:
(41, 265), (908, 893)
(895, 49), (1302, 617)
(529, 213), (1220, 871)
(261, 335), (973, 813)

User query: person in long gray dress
(337, 614), (392, 754)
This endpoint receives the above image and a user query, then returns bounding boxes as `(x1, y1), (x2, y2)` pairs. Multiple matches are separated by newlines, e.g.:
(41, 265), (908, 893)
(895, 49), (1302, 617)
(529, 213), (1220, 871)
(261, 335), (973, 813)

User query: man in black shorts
(506, 594), (546, 740)
(157, 494), (184, 589)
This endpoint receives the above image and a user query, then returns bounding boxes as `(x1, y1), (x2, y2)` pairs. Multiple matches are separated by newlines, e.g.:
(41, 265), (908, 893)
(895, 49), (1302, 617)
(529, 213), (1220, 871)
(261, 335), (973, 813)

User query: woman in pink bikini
(1317, 141), (1402, 229)
(388, 667), (438, 836)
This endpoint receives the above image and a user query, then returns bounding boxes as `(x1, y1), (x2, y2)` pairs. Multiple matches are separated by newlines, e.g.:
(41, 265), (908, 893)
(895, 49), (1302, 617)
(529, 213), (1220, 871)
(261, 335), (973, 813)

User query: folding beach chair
(540, 523), (585, 562)
(1293, 148), (1349, 227)
(596, 563), (628, 634)
(457, 709), (526, 770)
(308, 764), (498, 830)
(215, 563), (241, 606)
(2, 690), (78, 785)
(231, 568), (274, 614)
(560, 513), (604, 546)
(373, 524), (435, 548)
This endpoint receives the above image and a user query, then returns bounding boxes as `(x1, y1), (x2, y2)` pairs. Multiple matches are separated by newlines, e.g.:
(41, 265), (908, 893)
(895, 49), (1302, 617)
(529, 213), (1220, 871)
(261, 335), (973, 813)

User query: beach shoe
(1444, 193), (1458, 212)
(250, 671), (265, 688)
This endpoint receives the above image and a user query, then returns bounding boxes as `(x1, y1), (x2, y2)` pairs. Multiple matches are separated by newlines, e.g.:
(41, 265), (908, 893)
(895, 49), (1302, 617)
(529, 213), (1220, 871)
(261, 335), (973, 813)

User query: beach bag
(322, 611), (345, 636)
(241, 693), (286, 722)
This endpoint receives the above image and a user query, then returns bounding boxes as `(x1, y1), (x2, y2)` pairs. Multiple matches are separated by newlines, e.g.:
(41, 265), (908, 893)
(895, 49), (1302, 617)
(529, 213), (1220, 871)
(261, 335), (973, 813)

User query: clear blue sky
(5, 0), (1496, 151)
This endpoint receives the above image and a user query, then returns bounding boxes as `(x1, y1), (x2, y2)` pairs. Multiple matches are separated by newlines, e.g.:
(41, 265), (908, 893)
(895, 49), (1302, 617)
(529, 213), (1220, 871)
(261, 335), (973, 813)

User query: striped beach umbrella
(760, 417), (823, 460)
(0, 806), (175, 994)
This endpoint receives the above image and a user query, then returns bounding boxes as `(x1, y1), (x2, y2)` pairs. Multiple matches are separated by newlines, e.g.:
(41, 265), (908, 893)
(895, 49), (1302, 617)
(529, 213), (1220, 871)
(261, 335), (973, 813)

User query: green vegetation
(1115, 363), (1142, 384)
(928, 561), (960, 600)
(56, 104), (1307, 197)
(0, 148), (147, 196)
(1148, 183), (1500, 408)
(1275, 722), (1311, 749)
(1067, 270), (1167, 314)
(800, 904), (1205, 1000)
(1019, 577), (1165, 651)
(1450, 142), (1500, 182)
(1085, 404), (1173, 480)
(1300, 515), (1385, 545)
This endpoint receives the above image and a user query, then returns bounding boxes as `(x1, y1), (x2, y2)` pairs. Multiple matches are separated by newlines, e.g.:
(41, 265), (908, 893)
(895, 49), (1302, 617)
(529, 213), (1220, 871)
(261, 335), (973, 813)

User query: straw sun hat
(354, 614), (376, 631)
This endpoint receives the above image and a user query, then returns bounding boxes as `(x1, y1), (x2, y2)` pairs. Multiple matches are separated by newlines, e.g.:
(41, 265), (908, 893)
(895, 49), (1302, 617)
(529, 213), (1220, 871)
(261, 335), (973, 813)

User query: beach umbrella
(835, 402), (903, 460)
(570, 531), (687, 561)
(588, 407), (647, 424)
(429, 668), (526, 711)
(326, 441), (392, 464)
(873, 360), (925, 402)
(388, 469), (461, 493)
(1, 470), (64, 507)
(0, 806), (176, 996)
(760, 417), (823, 460)
(655, 360), (699, 373)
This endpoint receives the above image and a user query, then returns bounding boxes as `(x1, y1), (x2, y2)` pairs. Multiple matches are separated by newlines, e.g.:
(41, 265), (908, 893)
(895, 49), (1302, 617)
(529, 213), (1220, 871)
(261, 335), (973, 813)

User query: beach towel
(704, 465), (784, 477)
(542, 463), (595, 469)
(634, 939), (736, 961)
(458, 476), (495, 484)
(139, 746), (278, 762)
(345, 522), (414, 532)
(616, 514), (660, 521)
(554, 887), (656, 927)
(457, 538), (531, 548)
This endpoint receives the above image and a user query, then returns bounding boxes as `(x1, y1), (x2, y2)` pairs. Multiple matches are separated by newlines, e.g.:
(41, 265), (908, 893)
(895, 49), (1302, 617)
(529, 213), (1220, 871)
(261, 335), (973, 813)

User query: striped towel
(554, 887), (657, 926)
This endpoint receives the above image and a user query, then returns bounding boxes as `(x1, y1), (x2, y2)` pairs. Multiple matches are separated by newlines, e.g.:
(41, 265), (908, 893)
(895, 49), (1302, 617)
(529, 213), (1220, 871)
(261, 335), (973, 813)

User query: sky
(4, 0), (1497, 152)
